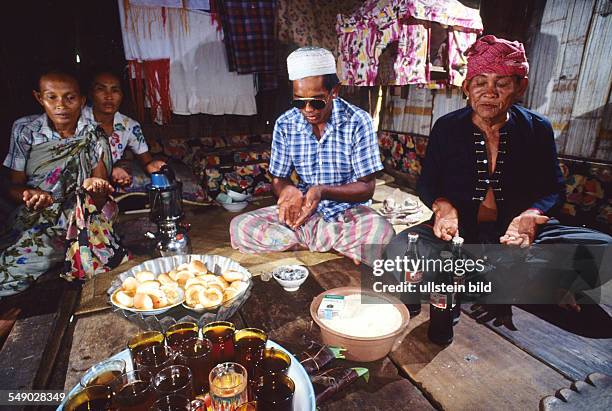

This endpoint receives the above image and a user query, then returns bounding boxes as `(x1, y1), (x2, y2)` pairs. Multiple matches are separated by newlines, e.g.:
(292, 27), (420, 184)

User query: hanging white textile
(118, 1), (257, 116)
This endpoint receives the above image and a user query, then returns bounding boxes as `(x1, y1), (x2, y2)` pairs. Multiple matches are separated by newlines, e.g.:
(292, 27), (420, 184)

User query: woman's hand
(22, 189), (53, 210)
(500, 209), (549, 247)
(111, 167), (132, 187)
(83, 177), (113, 195)
(432, 198), (459, 241)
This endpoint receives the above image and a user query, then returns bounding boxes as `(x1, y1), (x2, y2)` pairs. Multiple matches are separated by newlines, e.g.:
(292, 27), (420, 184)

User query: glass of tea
(236, 401), (257, 411)
(175, 337), (214, 395)
(202, 321), (236, 364)
(64, 385), (114, 411)
(262, 348), (291, 376)
(235, 328), (267, 399)
(111, 370), (157, 411)
(256, 374), (295, 411)
(153, 364), (195, 399)
(166, 322), (199, 349)
(127, 330), (165, 359)
(134, 344), (176, 382)
(209, 362), (248, 411)
(79, 358), (126, 388)
(150, 394), (190, 411)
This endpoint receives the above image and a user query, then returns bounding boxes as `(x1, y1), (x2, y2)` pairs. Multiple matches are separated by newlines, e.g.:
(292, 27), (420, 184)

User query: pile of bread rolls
(112, 260), (249, 311)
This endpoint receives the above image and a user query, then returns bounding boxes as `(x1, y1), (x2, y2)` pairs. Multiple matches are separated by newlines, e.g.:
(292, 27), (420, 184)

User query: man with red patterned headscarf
(383, 35), (611, 316)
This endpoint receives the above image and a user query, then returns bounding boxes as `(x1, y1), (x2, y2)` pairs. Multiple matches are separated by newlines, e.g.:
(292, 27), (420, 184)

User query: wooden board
(389, 304), (572, 411)
(464, 304), (612, 382)
(0, 277), (79, 393)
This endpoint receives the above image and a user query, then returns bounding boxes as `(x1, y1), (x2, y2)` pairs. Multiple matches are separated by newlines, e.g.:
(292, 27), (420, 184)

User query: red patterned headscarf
(465, 35), (529, 80)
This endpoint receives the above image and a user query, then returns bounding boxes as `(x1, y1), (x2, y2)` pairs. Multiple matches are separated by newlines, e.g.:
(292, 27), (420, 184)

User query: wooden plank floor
(390, 304), (572, 411)
(465, 304), (612, 381)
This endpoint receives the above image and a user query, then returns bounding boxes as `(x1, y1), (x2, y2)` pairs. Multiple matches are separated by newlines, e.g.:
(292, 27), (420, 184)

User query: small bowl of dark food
(272, 265), (309, 292)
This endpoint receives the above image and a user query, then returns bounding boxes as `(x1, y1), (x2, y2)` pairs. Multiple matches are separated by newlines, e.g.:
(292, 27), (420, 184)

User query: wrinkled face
(292, 76), (337, 125)
(35, 74), (85, 130)
(91, 72), (123, 115)
(463, 74), (527, 121)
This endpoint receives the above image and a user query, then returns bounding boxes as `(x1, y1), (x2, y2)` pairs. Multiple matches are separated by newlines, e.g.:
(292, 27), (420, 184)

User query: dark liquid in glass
(166, 328), (198, 349)
(257, 381), (294, 411)
(203, 327), (235, 364)
(129, 338), (163, 358)
(73, 397), (113, 411)
(155, 373), (193, 399)
(177, 345), (213, 395)
(262, 356), (289, 375)
(114, 381), (156, 411)
(86, 370), (123, 387)
(236, 336), (266, 374)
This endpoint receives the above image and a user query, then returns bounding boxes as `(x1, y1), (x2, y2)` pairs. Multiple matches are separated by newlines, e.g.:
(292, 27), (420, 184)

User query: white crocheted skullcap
(287, 47), (336, 81)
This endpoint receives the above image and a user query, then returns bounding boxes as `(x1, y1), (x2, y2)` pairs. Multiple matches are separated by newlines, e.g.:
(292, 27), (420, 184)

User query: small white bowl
(272, 265), (309, 292)
(227, 190), (251, 202)
(222, 201), (248, 212)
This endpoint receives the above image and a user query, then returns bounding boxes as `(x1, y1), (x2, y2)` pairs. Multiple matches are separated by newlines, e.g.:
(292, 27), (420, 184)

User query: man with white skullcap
(230, 47), (394, 265)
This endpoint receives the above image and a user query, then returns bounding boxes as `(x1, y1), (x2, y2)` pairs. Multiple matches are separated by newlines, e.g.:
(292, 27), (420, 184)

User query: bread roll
(186, 285), (206, 307)
(122, 277), (140, 294)
(198, 287), (223, 308)
(222, 270), (244, 282)
(161, 284), (181, 303)
(176, 271), (195, 287)
(115, 290), (134, 307)
(189, 260), (208, 274)
(135, 271), (156, 282)
(136, 280), (160, 295)
(157, 273), (176, 286)
(184, 277), (208, 289)
(133, 293), (154, 310)
(223, 287), (241, 302)
(147, 289), (169, 308)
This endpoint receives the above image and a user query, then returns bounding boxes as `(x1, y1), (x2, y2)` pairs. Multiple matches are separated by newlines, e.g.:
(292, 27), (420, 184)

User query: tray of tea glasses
(58, 340), (316, 410)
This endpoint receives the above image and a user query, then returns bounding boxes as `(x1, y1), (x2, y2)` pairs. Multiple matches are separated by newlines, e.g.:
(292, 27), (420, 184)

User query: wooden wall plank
(594, 88), (612, 160)
(431, 88), (467, 126)
(401, 87), (434, 136)
(563, 0), (612, 159)
(525, 0), (597, 154)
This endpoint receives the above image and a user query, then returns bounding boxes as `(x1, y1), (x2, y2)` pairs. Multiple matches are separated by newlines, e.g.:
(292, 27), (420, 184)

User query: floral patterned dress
(0, 126), (129, 296)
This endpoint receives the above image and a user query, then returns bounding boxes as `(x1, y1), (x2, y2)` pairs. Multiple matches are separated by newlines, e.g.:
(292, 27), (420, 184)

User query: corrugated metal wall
(379, 0), (611, 163)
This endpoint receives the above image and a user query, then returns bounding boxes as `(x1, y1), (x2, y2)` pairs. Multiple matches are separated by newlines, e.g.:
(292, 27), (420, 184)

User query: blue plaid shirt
(270, 97), (383, 221)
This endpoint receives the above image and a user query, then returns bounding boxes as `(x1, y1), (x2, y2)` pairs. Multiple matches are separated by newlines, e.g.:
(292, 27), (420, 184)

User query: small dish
(272, 265), (309, 292)
(227, 190), (251, 202)
(222, 201), (248, 212)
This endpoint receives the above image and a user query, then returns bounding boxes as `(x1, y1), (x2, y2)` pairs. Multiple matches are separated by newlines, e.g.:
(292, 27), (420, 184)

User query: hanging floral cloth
(337, 0), (483, 87)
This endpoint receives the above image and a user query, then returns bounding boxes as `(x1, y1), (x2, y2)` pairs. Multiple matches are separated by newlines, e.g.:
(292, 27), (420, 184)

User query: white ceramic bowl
(222, 201), (248, 212)
(227, 189), (251, 202)
(272, 265), (309, 292)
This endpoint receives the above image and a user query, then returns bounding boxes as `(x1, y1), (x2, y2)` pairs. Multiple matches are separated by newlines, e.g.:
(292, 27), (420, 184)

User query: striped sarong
(230, 205), (394, 266)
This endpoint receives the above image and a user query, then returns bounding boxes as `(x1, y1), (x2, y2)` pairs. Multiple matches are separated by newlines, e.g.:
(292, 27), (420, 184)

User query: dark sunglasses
(291, 97), (328, 110)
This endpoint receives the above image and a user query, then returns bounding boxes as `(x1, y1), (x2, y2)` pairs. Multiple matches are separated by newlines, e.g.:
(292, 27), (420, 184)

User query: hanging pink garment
(337, 0), (482, 86)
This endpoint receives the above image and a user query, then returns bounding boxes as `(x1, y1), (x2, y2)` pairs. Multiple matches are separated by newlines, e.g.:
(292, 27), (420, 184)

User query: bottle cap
(452, 236), (464, 246)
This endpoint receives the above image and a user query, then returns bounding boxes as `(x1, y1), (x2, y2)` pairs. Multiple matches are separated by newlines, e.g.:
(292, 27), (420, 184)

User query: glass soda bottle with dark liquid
(451, 236), (465, 325)
(427, 255), (455, 345)
(404, 233), (423, 317)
